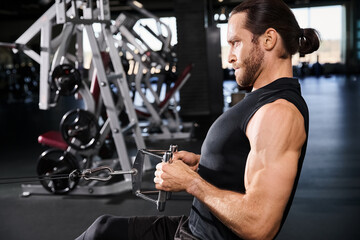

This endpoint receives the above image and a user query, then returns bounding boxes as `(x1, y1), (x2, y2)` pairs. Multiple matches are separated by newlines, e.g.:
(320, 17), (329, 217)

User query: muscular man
(76, 0), (320, 239)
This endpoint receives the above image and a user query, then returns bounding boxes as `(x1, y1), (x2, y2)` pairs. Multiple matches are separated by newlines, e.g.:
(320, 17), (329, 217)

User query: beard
(235, 42), (264, 88)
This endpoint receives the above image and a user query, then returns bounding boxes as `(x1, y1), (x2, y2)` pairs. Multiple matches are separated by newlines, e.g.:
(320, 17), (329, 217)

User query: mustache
(232, 64), (241, 69)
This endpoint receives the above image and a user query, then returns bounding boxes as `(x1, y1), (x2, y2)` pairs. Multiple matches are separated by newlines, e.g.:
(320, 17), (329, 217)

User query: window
(82, 17), (177, 69)
(133, 17), (177, 52)
(292, 5), (343, 65)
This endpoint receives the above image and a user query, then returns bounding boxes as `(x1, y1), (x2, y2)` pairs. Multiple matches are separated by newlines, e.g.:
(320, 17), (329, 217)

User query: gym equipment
(51, 64), (82, 99)
(1, 145), (178, 212)
(12, 145), (177, 212)
(133, 144), (177, 211)
(60, 109), (100, 150)
(113, 2), (193, 140)
(72, 144), (178, 211)
(18, 0), (150, 197)
(37, 149), (80, 194)
(11, 0), (191, 197)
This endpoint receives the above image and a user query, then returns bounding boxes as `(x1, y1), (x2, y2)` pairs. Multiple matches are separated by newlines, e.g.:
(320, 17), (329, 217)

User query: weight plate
(37, 149), (79, 194)
(52, 64), (81, 96)
(60, 109), (100, 150)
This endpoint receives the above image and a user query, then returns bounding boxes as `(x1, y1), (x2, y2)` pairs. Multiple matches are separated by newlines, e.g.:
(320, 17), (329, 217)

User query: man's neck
(252, 57), (293, 91)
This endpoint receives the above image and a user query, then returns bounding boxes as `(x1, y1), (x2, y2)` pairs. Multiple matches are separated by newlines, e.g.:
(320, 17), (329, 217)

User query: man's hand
(172, 151), (200, 172)
(154, 160), (200, 192)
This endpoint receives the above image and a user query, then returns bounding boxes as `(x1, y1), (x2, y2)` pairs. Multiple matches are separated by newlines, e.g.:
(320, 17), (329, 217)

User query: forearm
(156, 161), (280, 239)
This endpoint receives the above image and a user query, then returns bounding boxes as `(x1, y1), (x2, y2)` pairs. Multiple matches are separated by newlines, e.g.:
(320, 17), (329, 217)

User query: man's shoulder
(246, 99), (306, 143)
(255, 99), (303, 123)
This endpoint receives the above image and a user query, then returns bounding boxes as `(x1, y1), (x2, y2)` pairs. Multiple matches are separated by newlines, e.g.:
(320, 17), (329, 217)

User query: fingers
(154, 162), (174, 190)
(156, 162), (163, 170)
(154, 174), (168, 191)
(173, 151), (187, 160)
(154, 183), (168, 191)
(153, 160), (189, 192)
(154, 176), (163, 184)
(154, 167), (163, 181)
(154, 162), (164, 188)
(173, 151), (199, 167)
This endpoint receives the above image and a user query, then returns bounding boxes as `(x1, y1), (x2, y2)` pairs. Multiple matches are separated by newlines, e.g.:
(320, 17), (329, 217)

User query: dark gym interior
(0, 0), (360, 239)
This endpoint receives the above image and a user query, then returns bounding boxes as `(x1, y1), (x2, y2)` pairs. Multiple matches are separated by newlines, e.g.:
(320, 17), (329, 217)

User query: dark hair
(231, 0), (320, 56)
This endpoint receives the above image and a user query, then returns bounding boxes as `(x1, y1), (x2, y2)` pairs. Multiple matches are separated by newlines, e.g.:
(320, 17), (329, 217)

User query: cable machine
(15, 0), (151, 196)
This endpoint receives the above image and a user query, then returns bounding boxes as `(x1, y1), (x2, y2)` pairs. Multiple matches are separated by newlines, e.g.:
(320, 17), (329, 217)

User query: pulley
(52, 64), (82, 96)
(60, 109), (100, 150)
(37, 149), (80, 194)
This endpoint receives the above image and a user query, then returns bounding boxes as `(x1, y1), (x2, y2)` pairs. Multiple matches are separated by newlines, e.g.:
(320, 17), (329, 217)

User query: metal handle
(77, 145), (178, 212)
(157, 145), (177, 211)
(166, 145), (177, 200)
(157, 151), (171, 211)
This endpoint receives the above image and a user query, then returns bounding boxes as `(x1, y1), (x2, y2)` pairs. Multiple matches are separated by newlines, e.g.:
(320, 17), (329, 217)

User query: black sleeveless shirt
(188, 78), (309, 239)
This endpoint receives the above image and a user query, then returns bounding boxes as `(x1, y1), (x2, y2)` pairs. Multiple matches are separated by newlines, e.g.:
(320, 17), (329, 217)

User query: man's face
(227, 13), (264, 88)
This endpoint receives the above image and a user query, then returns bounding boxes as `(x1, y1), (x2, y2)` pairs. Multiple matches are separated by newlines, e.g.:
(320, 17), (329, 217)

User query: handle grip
(157, 145), (177, 211)
(157, 151), (171, 211)
(132, 145), (178, 212)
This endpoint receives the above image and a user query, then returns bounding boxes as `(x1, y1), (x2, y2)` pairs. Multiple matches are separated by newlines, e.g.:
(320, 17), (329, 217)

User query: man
(76, 0), (320, 239)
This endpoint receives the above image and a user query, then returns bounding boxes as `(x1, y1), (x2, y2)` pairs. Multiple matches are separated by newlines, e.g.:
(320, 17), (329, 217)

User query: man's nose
(228, 52), (236, 64)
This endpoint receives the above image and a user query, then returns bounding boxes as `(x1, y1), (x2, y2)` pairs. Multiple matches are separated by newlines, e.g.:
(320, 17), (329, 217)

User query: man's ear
(262, 28), (277, 51)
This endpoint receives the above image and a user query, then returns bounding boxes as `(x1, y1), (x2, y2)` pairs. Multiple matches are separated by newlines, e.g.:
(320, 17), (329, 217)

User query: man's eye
(234, 41), (242, 47)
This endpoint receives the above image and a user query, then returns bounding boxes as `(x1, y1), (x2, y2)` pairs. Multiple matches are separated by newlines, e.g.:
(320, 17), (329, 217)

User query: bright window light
(292, 5), (343, 65)
(82, 17), (177, 68)
(133, 17), (177, 51)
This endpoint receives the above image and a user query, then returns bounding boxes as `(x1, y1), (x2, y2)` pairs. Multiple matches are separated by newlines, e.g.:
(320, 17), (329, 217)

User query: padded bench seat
(38, 131), (68, 150)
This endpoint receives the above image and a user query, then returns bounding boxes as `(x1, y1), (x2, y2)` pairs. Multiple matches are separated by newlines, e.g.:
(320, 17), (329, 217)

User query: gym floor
(0, 74), (360, 240)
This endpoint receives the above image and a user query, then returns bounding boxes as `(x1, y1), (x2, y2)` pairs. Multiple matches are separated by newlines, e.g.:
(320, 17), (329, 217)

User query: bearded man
(76, 0), (320, 239)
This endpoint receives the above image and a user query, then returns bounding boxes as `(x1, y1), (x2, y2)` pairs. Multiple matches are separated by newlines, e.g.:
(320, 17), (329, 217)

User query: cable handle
(68, 144), (178, 212)
(166, 145), (177, 200)
(168, 144), (178, 162)
(157, 144), (178, 211)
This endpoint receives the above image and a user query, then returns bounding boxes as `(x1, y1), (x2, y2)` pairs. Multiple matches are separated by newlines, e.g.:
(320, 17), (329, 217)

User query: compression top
(189, 77), (309, 240)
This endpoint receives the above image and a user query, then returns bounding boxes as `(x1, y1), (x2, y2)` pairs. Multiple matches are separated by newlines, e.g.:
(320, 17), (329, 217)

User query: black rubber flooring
(0, 75), (360, 240)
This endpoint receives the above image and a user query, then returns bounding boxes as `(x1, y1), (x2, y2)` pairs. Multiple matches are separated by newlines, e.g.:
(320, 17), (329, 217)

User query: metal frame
(113, 5), (193, 140)
(21, 0), (150, 196)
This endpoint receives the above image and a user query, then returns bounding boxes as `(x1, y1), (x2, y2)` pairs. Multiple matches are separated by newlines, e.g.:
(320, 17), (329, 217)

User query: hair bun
(299, 28), (321, 55)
